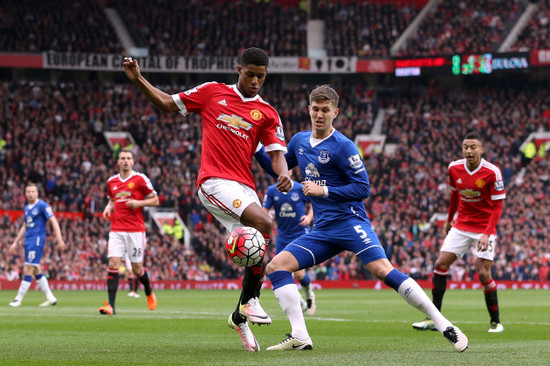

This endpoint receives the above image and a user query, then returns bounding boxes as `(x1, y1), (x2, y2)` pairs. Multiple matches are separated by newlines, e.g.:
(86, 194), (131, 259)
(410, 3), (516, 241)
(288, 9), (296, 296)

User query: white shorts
(198, 178), (260, 233)
(108, 232), (146, 263)
(441, 227), (496, 261)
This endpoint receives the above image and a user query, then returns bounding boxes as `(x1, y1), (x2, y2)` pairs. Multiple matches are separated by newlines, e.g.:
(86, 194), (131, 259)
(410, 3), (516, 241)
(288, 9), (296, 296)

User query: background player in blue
(263, 176), (316, 315)
(8, 183), (66, 307)
(256, 85), (468, 352)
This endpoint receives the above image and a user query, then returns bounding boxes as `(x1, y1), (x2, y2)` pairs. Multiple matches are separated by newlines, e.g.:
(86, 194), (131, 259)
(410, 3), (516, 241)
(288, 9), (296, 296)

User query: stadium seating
(117, 0), (307, 56)
(0, 0), (123, 53)
(0, 0), (549, 283)
(319, 1), (420, 57)
(398, 0), (526, 56)
(0, 79), (548, 281)
(510, 0), (550, 51)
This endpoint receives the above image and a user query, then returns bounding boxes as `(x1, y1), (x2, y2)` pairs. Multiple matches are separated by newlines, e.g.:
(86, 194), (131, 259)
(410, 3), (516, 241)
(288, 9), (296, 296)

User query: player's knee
(478, 270), (492, 283)
(132, 264), (143, 276)
(254, 215), (273, 236)
(265, 260), (277, 275)
(108, 258), (121, 270)
(266, 255), (288, 274)
(434, 260), (450, 271)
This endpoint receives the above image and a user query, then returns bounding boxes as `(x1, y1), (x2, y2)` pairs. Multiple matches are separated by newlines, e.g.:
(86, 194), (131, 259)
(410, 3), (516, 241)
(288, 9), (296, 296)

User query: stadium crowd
(1, 0), (547, 58)
(319, 0), (420, 57)
(399, 0), (526, 56)
(116, 0), (307, 57)
(511, 0), (550, 52)
(0, 78), (548, 283)
(0, 0), (123, 53)
(1, 0), (549, 284)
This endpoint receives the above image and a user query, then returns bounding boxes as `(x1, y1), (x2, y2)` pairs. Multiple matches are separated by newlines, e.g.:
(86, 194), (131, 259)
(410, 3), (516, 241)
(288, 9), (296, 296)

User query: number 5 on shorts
(354, 225), (367, 239)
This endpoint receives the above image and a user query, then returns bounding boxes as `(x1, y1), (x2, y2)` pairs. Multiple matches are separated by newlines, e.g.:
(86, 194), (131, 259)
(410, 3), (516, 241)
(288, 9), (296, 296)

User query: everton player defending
(257, 85), (468, 352)
(99, 148), (159, 315)
(123, 48), (291, 351)
(9, 183), (66, 307)
(263, 178), (316, 315)
(412, 132), (505, 333)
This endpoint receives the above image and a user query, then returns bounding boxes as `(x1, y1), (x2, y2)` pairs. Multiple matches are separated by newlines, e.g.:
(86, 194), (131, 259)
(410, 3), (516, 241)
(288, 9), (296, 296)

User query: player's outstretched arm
(49, 216), (66, 251)
(123, 57), (179, 114)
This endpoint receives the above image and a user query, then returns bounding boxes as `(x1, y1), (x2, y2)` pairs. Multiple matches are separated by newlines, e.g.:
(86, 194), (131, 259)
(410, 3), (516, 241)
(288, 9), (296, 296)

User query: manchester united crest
(233, 199), (242, 208)
(250, 109), (263, 121)
(475, 179), (485, 188)
(128, 182), (135, 189)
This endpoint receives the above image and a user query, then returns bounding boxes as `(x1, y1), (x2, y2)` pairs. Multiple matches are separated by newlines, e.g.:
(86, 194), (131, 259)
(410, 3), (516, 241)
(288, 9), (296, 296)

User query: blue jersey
(255, 130), (386, 267)
(286, 130), (371, 229)
(24, 200), (54, 242)
(263, 182), (310, 247)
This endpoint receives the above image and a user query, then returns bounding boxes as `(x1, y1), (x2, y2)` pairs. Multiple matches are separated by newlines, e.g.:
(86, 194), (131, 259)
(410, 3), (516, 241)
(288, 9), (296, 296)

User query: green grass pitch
(1, 288), (549, 365)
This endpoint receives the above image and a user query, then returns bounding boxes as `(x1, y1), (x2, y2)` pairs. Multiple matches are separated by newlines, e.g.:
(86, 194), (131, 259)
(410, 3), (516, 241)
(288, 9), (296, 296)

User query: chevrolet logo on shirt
(217, 114), (252, 130)
(459, 189), (481, 198)
(115, 191), (132, 199)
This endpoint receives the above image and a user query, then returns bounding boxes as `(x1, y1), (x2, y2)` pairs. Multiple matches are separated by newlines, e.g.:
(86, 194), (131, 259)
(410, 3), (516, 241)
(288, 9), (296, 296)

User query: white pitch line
(1, 309), (549, 326)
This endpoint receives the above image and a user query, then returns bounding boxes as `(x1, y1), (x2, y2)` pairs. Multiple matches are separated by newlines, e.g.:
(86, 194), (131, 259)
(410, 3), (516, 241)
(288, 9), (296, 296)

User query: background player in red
(99, 148), (159, 315)
(412, 132), (506, 333)
(123, 47), (292, 351)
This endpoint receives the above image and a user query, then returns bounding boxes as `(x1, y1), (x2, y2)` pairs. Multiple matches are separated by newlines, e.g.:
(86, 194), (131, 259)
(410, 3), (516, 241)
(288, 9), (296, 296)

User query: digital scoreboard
(394, 52), (529, 77)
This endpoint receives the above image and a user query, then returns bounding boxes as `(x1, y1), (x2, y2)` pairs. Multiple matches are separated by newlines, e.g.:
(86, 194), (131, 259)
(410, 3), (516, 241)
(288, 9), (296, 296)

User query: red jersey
(448, 158), (506, 234)
(172, 82), (286, 189)
(107, 171), (156, 232)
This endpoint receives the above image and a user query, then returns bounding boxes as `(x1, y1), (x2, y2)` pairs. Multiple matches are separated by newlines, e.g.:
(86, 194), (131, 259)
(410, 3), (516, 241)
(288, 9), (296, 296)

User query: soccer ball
(226, 226), (266, 267)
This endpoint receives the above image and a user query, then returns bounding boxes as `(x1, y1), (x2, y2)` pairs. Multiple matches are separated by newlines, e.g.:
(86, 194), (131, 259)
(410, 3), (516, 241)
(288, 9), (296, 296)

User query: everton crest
(318, 150), (330, 164)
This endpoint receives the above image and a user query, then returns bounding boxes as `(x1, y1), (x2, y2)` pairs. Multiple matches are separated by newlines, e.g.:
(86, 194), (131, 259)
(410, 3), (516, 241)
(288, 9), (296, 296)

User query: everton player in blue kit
(263, 178), (316, 315)
(256, 85), (468, 352)
(8, 183), (66, 307)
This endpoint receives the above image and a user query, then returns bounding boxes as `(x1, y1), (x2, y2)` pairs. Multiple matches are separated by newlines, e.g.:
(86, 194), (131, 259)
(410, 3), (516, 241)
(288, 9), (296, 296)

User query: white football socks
(397, 278), (452, 332)
(15, 280), (31, 302)
(273, 283), (310, 341)
(37, 276), (56, 301)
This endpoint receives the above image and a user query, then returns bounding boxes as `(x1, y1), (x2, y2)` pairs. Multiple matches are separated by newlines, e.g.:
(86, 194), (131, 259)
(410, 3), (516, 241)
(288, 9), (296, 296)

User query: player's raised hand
(123, 57), (141, 82)
(276, 173), (292, 193)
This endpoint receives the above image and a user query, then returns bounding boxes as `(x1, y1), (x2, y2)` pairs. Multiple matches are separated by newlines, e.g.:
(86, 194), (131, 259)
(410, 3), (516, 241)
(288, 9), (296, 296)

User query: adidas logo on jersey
(457, 178), (462, 184)
(218, 99), (227, 106)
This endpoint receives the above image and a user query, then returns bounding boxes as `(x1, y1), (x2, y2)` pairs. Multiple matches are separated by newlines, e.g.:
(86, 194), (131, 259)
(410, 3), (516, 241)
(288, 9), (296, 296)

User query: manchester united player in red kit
(99, 148), (160, 315)
(123, 48), (292, 351)
(412, 132), (506, 333)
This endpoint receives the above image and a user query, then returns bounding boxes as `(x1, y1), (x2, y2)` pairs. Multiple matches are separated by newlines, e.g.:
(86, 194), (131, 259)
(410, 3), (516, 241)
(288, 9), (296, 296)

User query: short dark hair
(240, 47), (269, 68)
(463, 132), (483, 144)
(25, 182), (38, 189)
(309, 85), (339, 108)
(119, 147), (134, 156)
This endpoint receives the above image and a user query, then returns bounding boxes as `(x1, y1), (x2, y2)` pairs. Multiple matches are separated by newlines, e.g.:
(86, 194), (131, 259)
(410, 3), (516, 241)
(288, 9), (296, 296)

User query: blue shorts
(275, 240), (287, 255)
(283, 217), (387, 270)
(24, 236), (45, 266)
(275, 236), (302, 254)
